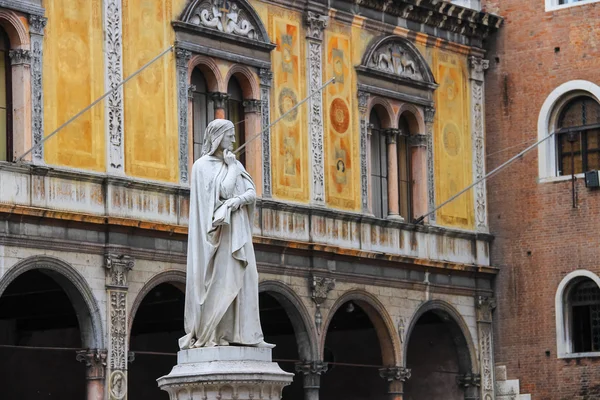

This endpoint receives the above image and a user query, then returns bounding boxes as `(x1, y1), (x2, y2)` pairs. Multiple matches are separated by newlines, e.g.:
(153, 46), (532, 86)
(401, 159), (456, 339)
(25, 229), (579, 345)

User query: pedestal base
(157, 347), (294, 400)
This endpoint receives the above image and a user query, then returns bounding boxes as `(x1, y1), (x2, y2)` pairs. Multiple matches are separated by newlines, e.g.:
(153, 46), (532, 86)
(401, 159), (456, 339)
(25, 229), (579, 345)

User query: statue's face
(220, 129), (236, 152)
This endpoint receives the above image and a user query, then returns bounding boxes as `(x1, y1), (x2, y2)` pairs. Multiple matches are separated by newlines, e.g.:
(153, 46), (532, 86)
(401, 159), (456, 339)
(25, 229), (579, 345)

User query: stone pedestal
(157, 347), (294, 400)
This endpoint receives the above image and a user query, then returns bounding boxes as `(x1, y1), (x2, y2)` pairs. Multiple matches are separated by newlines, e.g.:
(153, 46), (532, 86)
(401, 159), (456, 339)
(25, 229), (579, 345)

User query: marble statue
(179, 119), (273, 350)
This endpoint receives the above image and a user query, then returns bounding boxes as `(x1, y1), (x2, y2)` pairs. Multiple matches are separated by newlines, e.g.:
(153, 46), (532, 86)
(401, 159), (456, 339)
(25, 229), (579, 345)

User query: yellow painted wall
(43, 0), (105, 171)
(432, 50), (474, 230)
(122, 0), (187, 182)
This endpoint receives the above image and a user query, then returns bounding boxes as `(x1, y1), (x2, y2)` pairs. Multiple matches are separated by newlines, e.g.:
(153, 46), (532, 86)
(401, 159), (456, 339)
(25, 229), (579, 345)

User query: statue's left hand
(224, 197), (242, 211)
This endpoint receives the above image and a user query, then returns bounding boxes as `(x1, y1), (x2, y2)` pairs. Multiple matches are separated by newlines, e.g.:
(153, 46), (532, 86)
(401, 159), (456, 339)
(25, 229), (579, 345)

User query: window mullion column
(385, 128), (402, 220)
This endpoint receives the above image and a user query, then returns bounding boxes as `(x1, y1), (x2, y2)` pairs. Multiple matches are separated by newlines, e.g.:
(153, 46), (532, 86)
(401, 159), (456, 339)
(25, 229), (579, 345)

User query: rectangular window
(546, 0), (600, 11)
(557, 130), (600, 176)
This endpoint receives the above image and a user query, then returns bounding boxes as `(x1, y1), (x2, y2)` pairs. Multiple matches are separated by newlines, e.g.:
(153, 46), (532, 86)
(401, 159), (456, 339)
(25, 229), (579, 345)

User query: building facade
(484, 0), (600, 398)
(0, 0), (501, 399)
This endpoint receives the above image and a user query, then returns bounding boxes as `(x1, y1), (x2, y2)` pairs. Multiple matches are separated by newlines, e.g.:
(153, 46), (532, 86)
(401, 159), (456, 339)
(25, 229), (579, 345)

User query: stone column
(295, 360), (328, 400)
(408, 134), (428, 221)
(385, 129), (402, 220)
(457, 372), (481, 400)
(469, 56), (489, 233)
(104, 0), (125, 174)
(211, 92), (229, 120)
(76, 349), (108, 400)
(305, 11), (328, 205)
(358, 90), (370, 213)
(243, 99), (263, 195)
(29, 15), (47, 164)
(476, 295), (496, 400)
(259, 68), (273, 198)
(379, 366), (411, 400)
(424, 106), (436, 224)
(8, 49), (31, 162)
(105, 253), (134, 400)
(176, 48), (192, 184)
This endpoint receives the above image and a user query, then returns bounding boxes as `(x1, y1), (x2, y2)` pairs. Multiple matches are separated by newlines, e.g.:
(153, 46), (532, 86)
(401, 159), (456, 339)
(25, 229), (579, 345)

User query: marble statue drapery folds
(179, 119), (269, 350)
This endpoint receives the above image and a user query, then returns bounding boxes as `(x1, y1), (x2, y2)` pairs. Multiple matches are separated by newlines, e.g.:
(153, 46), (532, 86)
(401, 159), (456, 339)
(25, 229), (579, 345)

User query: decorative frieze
(176, 49), (192, 184)
(358, 90), (370, 213)
(8, 49), (31, 66)
(368, 42), (423, 81)
(425, 106), (436, 223)
(259, 68), (273, 198)
(311, 275), (335, 333)
(305, 12), (328, 205)
(379, 366), (411, 382)
(105, 0), (125, 173)
(76, 349), (108, 380)
(29, 15), (47, 164)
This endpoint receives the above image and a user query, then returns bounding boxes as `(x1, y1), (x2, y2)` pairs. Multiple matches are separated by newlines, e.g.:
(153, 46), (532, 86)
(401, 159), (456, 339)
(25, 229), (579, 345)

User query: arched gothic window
(369, 109), (388, 218)
(569, 279), (600, 353)
(556, 96), (600, 176)
(226, 77), (245, 166)
(0, 27), (11, 162)
(398, 115), (412, 220)
(191, 68), (214, 161)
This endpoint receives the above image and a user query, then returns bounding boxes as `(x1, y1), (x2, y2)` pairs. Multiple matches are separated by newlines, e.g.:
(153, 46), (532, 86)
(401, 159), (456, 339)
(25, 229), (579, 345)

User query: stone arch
(369, 97), (396, 129)
(0, 10), (29, 48)
(225, 64), (260, 100)
(0, 255), (104, 349)
(128, 270), (186, 335)
(321, 289), (401, 367)
(397, 103), (425, 135)
(403, 299), (478, 372)
(259, 280), (318, 361)
(189, 54), (224, 93)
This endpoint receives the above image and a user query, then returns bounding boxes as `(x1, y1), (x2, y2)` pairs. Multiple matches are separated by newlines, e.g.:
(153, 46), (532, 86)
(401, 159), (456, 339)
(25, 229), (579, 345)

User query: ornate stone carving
(259, 68), (272, 198)
(471, 79), (488, 232)
(8, 49), (31, 65)
(379, 366), (411, 382)
(305, 11), (328, 41)
(311, 275), (335, 333)
(243, 99), (261, 113)
(357, 91), (369, 114)
(469, 56), (490, 82)
(29, 15), (47, 164)
(398, 317), (406, 343)
(295, 360), (329, 376)
(425, 109), (436, 223)
(457, 372), (481, 388)
(211, 92), (230, 110)
(109, 370), (127, 400)
(476, 296), (496, 322)
(176, 49), (192, 183)
(476, 294), (495, 399)
(105, 254), (134, 288)
(385, 129), (399, 145)
(183, 0), (262, 41)
(408, 134), (428, 147)
(76, 349), (108, 380)
(109, 291), (127, 371)
(368, 42), (423, 81)
(105, 0), (125, 173)
(188, 84), (196, 100)
(358, 91), (370, 212)
(424, 106), (435, 124)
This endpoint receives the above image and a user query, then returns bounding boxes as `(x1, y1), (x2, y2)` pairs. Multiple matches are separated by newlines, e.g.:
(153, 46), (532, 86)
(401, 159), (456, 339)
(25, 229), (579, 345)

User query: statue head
(201, 119), (236, 157)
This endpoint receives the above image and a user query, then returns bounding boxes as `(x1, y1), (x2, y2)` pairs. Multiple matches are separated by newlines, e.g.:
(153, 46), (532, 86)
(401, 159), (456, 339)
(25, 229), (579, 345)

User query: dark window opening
(570, 280), (600, 353)
(0, 27), (12, 162)
(398, 116), (412, 221)
(226, 77), (246, 166)
(191, 68), (214, 161)
(369, 110), (388, 218)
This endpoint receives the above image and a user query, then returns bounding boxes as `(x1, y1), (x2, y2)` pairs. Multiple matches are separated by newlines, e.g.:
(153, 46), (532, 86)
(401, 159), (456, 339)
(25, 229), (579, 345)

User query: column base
(157, 346), (294, 400)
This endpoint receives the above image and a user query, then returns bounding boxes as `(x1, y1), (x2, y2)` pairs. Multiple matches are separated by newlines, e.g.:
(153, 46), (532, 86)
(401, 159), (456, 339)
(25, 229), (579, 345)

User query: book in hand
(213, 202), (232, 226)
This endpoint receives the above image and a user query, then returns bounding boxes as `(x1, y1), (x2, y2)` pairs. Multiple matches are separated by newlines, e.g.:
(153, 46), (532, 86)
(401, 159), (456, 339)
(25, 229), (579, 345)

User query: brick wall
(483, 0), (600, 398)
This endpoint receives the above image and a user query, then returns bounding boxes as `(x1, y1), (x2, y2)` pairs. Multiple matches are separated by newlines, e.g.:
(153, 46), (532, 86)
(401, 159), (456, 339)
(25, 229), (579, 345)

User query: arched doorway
(129, 282), (185, 399)
(404, 307), (475, 400)
(0, 263), (101, 399)
(320, 295), (397, 400)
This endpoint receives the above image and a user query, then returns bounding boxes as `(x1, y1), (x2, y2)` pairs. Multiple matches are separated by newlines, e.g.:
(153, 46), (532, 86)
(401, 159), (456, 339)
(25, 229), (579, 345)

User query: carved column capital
(259, 68), (273, 87)
(424, 106), (436, 124)
(9, 49), (31, 66)
(384, 129), (400, 144)
(305, 11), (328, 41)
(243, 99), (262, 114)
(469, 56), (489, 82)
(175, 48), (192, 68)
(457, 372), (481, 388)
(476, 295), (496, 322)
(295, 360), (329, 376)
(211, 92), (230, 109)
(358, 90), (370, 115)
(29, 15), (47, 35)
(76, 349), (108, 380)
(188, 84), (196, 100)
(408, 134), (428, 147)
(379, 366), (411, 382)
(105, 254), (134, 288)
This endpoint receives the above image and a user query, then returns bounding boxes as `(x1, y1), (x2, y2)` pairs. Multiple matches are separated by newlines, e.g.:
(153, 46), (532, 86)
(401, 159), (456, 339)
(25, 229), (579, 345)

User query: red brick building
(483, 0), (600, 398)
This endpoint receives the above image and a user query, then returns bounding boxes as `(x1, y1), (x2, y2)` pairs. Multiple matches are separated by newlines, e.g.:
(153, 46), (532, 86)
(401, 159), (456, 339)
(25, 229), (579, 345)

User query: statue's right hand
(223, 150), (237, 166)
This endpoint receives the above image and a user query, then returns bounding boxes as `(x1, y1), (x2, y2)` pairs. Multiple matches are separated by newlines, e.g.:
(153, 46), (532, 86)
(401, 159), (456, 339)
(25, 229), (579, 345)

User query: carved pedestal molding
(105, 253), (134, 400)
(358, 90), (370, 212)
(469, 56), (489, 233)
(296, 360), (328, 400)
(424, 106), (436, 223)
(476, 295), (496, 400)
(9, 49), (31, 66)
(305, 12), (328, 204)
(77, 349), (108, 380)
(104, 0), (125, 174)
(311, 275), (335, 334)
(176, 49), (192, 184)
(259, 68), (273, 197)
(29, 15), (47, 164)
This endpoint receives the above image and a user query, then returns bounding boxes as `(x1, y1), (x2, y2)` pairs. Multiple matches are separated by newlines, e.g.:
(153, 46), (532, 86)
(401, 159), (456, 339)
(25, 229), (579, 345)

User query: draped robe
(179, 154), (265, 349)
